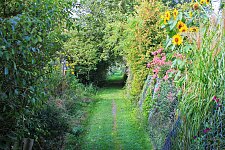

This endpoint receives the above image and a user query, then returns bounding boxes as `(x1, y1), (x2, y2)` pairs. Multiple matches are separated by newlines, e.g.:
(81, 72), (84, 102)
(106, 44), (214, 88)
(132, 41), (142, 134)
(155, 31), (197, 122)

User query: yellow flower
(66, 63), (69, 67)
(206, 0), (210, 4)
(173, 9), (178, 19)
(177, 21), (185, 30)
(172, 34), (183, 45)
(193, 2), (199, 10)
(165, 11), (171, 21)
(71, 71), (74, 75)
(179, 24), (188, 32)
(189, 27), (199, 32)
(164, 17), (168, 24)
(189, 12), (193, 17)
(200, 0), (205, 4)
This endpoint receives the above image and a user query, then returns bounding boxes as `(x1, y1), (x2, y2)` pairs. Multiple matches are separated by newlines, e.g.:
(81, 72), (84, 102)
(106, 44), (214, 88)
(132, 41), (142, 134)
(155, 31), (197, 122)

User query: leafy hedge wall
(0, 0), (72, 148)
(121, 1), (166, 100)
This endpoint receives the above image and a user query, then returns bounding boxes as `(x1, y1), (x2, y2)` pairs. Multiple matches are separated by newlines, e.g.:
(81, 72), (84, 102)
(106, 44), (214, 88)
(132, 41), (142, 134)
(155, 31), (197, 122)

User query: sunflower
(164, 17), (168, 24)
(172, 34), (183, 45)
(206, 0), (210, 4)
(177, 21), (185, 30)
(200, 0), (205, 4)
(193, 2), (199, 10)
(189, 27), (199, 32)
(179, 24), (188, 32)
(165, 11), (171, 21)
(173, 9), (178, 19)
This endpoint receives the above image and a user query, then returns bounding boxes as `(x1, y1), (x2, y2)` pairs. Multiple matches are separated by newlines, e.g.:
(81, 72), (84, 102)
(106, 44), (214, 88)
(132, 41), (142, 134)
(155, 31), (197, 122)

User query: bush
(29, 103), (70, 150)
(122, 1), (166, 101)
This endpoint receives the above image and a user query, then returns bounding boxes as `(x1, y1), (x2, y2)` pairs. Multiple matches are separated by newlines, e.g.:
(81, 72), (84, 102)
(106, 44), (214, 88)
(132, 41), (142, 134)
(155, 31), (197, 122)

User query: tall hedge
(0, 0), (72, 148)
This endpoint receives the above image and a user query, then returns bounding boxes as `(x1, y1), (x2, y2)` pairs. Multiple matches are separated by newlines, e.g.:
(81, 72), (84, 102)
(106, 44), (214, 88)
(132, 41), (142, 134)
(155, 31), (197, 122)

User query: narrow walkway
(82, 85), (152, 150)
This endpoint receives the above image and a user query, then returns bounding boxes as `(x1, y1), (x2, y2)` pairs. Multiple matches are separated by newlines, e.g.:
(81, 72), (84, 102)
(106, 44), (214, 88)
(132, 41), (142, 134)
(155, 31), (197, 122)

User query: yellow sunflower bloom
(189, 27), (199, 32)
(200, 0), (205, 4)
(177, 21), (185, 30)
(206, 0), (210, 4)
(193, 2), (199, 10)
(179, 24), (188, 32)
(173, 9), (178, 19)
(164, 17), (168, 24)
(172, 34), (183, 45)
(165, 11), (171, 21)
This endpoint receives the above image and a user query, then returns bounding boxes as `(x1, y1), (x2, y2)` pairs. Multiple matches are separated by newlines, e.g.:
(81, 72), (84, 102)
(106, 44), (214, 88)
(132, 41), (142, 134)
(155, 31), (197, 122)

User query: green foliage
(29, 103), (70, 149)
(32, 68), (95, 149)
(0, 0), (72, 147)
(173, 21), (225, 149)
(148, 80), (178, 149)
(63, 0), (135, 85)
(157, 2), (225, 148)
(121, 1), (166, 100)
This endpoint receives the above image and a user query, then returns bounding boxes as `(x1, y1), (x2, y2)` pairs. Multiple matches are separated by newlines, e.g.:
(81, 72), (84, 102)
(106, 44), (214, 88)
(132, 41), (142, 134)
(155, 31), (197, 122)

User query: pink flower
(155, 87), (160, 93)
(163, 74), (169, 81)
(151, 51), (157, 56)
(212, 96), (220, 103)
(153, 68), (159, 74)
(173, 53), (184, 59)
(151, 48), (163, 56)
(146, 62), (151, 68)
(167, 68), (174, 73)
(157, 48), (163, 54)
(152, 74), (157, 79)
(162, 56), (166, 61)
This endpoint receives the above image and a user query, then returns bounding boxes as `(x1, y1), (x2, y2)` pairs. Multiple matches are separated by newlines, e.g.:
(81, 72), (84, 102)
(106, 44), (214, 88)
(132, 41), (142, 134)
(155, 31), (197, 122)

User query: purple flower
(217, 103), (222, 107)
(203, 128), (211, 134)
(212, 96), (220, 103)
(216, 103), (222, 110)
(193, 136), (197, 139)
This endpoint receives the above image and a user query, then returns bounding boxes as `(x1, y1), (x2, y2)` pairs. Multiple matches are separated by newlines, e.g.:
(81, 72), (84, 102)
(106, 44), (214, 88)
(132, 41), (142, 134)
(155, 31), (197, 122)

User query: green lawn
(82, 86), (152, 150)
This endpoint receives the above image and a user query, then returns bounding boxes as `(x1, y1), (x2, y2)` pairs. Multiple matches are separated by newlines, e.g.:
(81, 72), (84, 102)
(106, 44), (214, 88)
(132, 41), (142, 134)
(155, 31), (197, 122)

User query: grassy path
(82, 85), (152, 150)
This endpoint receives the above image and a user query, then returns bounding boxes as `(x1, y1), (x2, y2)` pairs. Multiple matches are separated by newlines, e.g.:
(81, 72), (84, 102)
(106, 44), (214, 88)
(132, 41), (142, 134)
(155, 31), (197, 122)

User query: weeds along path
(82, 85), (152, 150)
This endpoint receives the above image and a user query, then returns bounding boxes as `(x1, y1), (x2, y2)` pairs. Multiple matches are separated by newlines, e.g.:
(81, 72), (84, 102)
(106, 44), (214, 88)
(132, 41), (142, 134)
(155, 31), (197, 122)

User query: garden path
(82, 80), (152, 150)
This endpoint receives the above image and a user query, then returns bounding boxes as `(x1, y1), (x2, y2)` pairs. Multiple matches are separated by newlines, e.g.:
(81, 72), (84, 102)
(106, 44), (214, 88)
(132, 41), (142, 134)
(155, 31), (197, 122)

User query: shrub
(122, 1), (166, 101)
